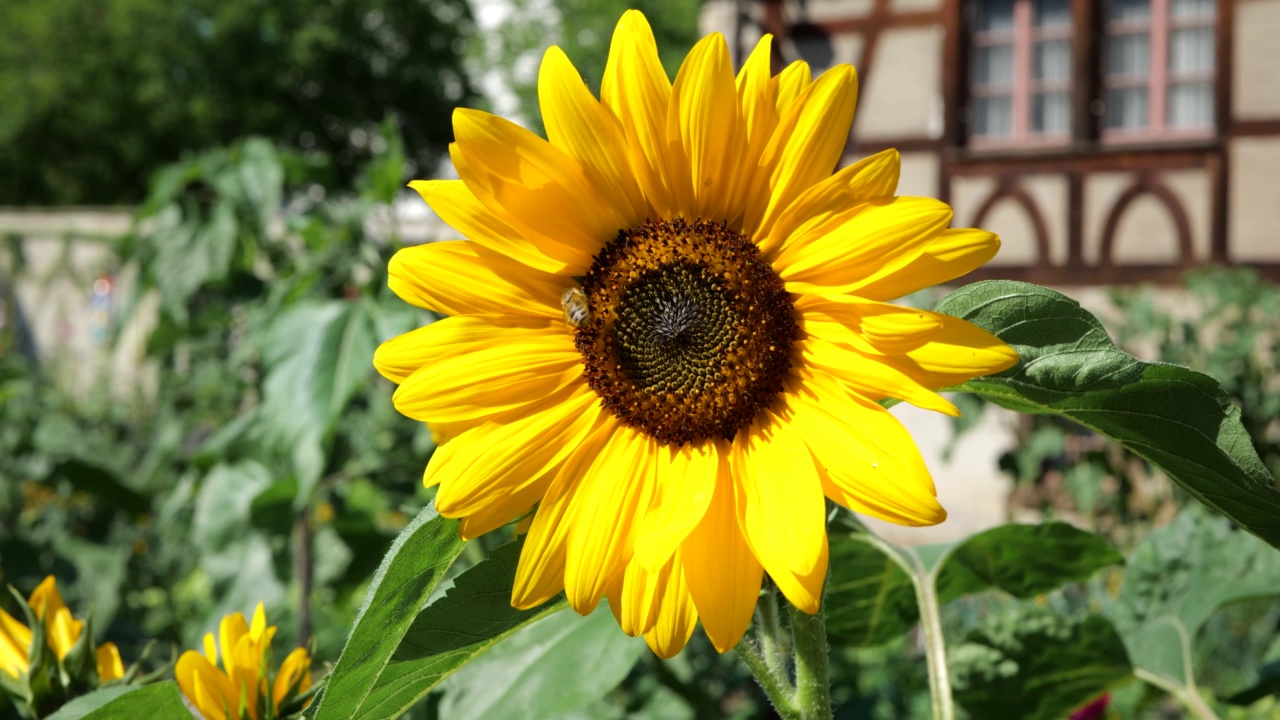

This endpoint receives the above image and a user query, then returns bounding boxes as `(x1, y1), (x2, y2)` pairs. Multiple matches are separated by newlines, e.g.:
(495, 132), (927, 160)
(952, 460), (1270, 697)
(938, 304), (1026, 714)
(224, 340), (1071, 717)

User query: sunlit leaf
(1106, 507), (1280, 688)
(44, 682), (188, 719)
(310, 505), (464, 720)
(937, 280), (1280, 548)
(950, 607), (1130, 720)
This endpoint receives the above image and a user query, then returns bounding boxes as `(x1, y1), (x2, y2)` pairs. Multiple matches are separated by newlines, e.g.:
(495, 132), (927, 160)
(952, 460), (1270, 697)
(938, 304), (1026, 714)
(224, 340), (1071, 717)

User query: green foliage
(950, 608), (1130, 720)
(936, 280), (1280, 548)
(1107, 507), (1280, 694)
(0, 0), (476, 205)
(43, 682), (187, 720)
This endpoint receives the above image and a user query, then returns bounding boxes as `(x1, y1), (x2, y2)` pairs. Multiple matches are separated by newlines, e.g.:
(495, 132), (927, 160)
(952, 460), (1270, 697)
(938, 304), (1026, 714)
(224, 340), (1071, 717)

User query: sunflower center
(575, 218), (797, 446)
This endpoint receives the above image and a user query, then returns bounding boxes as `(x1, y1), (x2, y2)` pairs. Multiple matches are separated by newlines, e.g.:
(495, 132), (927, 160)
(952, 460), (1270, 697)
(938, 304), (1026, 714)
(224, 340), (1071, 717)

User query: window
(969, 0), (1073, 146)
(964, 0), (1217, 148)
(1103, 0), (1216, 138)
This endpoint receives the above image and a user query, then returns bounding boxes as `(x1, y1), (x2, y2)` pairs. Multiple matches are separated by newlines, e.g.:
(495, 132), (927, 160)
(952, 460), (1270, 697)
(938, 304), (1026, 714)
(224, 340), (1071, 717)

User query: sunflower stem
(735, 639), (800, 718)
(914, 565), (955, 720)
(788, 600), (834, 720)
(756, 583), (788, 679)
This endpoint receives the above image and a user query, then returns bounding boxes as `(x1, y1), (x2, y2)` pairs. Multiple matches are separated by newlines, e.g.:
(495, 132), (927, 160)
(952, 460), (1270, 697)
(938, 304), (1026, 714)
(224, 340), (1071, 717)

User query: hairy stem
(788, 602), (834, 720)
(736, 639), (799, 719)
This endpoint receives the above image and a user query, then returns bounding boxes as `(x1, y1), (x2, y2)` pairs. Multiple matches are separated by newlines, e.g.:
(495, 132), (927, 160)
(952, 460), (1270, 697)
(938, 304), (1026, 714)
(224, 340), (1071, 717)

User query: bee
(561, 286), (590, 328)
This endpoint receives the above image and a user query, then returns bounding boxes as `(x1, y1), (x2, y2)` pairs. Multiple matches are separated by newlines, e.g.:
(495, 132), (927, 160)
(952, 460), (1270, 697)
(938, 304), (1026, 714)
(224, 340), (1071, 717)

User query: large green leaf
(434, 606), (647, 720)
(347, 538), (566, 719)
(826, 518), (1120, 649)
(825, 527), (918, 648)
(950, 608), (1131, 720)
(310, 505), (464, 720)
(1106, 507), (1280, 688)
(935, 522), (1123, 604)
(45, 682), (189, 720)
(936, 280), (1280, 548)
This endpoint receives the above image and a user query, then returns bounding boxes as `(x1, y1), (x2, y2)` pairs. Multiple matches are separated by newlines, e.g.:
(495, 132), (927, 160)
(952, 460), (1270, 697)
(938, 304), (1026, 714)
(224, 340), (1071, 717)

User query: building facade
(701, 0), (1280, 283)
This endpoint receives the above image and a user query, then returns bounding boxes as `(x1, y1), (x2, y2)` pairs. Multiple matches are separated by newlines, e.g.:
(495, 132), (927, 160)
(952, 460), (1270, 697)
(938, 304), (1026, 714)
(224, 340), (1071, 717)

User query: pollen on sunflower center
(575, 218), (797, 445)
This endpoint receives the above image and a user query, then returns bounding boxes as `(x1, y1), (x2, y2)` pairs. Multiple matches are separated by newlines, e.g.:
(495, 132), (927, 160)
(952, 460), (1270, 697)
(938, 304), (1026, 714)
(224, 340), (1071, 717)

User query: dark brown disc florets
(574, 218), (797, 446)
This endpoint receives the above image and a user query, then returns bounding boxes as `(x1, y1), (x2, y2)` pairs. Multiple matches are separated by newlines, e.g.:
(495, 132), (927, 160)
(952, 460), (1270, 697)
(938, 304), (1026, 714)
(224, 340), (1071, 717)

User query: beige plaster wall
(1234, 0), (1280, 119)
(1229, 136), (1280, 262)
(854, 26), (944, 139)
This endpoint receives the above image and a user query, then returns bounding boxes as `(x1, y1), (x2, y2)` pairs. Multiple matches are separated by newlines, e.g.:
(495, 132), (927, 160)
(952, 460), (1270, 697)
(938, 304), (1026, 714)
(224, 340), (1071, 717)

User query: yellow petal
(640, 553), (698, 659)
(203, 632), (217, 663)
(512, 421), (618, 609)
(387, 240), (564, 319)
(0, 607), (31, 679)
(732, 415), (828, 613)
(733, 35), (781, 234)
(757, 65), (858, 238)
(681, 456), (762, 653)
(47, 607), (82, 660)
(601, 10), (675, 217)
(797, 293), (943, 355)
(96, 642), (124, 682)
(390, 319), (582, 423)
(758, 149), (900, 257)
(433, 383), (602, 517)
(374, 315), (555, 385)
(618, 556), (662, 637)
(457, 478), (548, 541)
(218, 612), (249, 675)
(27, 576), (67, 622)
(777, 197), (952, 294)
(272, 647), (312, 709)
(564, 427), (657, 614)
(452, 109), (621, 268)
(786, 371), (947, 526)
(885, 314), (1021, 389)
(633, 441), (718, 569)
(408, 179), (571, 275)
(775, 61), (812, 113)
(667, 32), (740, 220)
(852, 228), (1003, 301)
(177, 650), (237, 720)
(540, 45), (649, 226)
(802, 338), (959, 416)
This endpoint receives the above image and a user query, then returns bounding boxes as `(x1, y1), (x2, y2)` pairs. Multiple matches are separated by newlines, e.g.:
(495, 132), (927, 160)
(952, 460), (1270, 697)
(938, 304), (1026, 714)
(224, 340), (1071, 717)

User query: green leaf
(45, 682), (188, 720)
(950, 607), (1131, 720)
(310, 505), (464, 720)
(825, 531), (919, 648)
(1106, 507), (1280, 688)
(937, 280), (1280, 548)
(348, 538), (566, 719)
(435, 606), (647, 720)
(935, 522), (1123, 604)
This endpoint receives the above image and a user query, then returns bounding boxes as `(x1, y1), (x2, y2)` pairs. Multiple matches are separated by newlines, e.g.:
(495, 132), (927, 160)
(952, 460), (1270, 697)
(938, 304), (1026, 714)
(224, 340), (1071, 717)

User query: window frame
(959, 0), (1219, 151)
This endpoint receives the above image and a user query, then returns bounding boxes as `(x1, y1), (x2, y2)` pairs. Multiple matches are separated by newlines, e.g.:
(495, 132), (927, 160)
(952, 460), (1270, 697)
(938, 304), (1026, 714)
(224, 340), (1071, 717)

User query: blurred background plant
(2, 0), (1280, 718)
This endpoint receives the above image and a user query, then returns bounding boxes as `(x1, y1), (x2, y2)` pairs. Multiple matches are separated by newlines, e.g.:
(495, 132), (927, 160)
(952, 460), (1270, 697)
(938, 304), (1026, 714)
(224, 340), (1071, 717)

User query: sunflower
(176, 604), (312, 720)
(375, 10), (1018, 658)
(0, 576), (124, 682)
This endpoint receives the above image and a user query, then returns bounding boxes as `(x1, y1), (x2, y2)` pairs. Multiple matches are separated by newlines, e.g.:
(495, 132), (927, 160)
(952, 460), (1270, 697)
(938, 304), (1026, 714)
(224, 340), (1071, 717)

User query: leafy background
(3, 0), (1280, 718)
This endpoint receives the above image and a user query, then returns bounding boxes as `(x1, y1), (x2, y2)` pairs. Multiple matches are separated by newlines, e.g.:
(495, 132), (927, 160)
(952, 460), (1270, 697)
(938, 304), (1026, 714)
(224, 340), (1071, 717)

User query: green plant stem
(735, 639), (799, 719)
(913, 564), (955, 720)
(1134, 668), (1221, 720)
(756, 583), (788, 679)
(788, 602), (834, 720)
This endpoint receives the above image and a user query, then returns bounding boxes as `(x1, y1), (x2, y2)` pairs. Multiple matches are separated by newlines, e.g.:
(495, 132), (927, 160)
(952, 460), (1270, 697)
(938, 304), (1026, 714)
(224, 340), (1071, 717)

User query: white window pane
(1107, 0), (1150, 22)
(1032, 92), (1071, 133)
(1034, 0), (1071, 27)
(976, 0), (1015, 32)
(973, 96), (1013, 136)
(974, 44), (1014, 85)
(1033, 40), (1071, 82)
(1169, 28), (1215, 74)
(1106, 87), (1149, 129)
(1168, 82), (1214, 128)
(1108, 33), (1150, 76)
(1171, 0), (1215, 20)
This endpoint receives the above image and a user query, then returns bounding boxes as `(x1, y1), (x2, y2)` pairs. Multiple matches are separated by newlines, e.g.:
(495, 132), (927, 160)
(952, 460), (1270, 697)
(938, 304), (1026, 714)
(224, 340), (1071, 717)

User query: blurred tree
(0, 0), (476, 205)
(477, 0), (701, 130)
